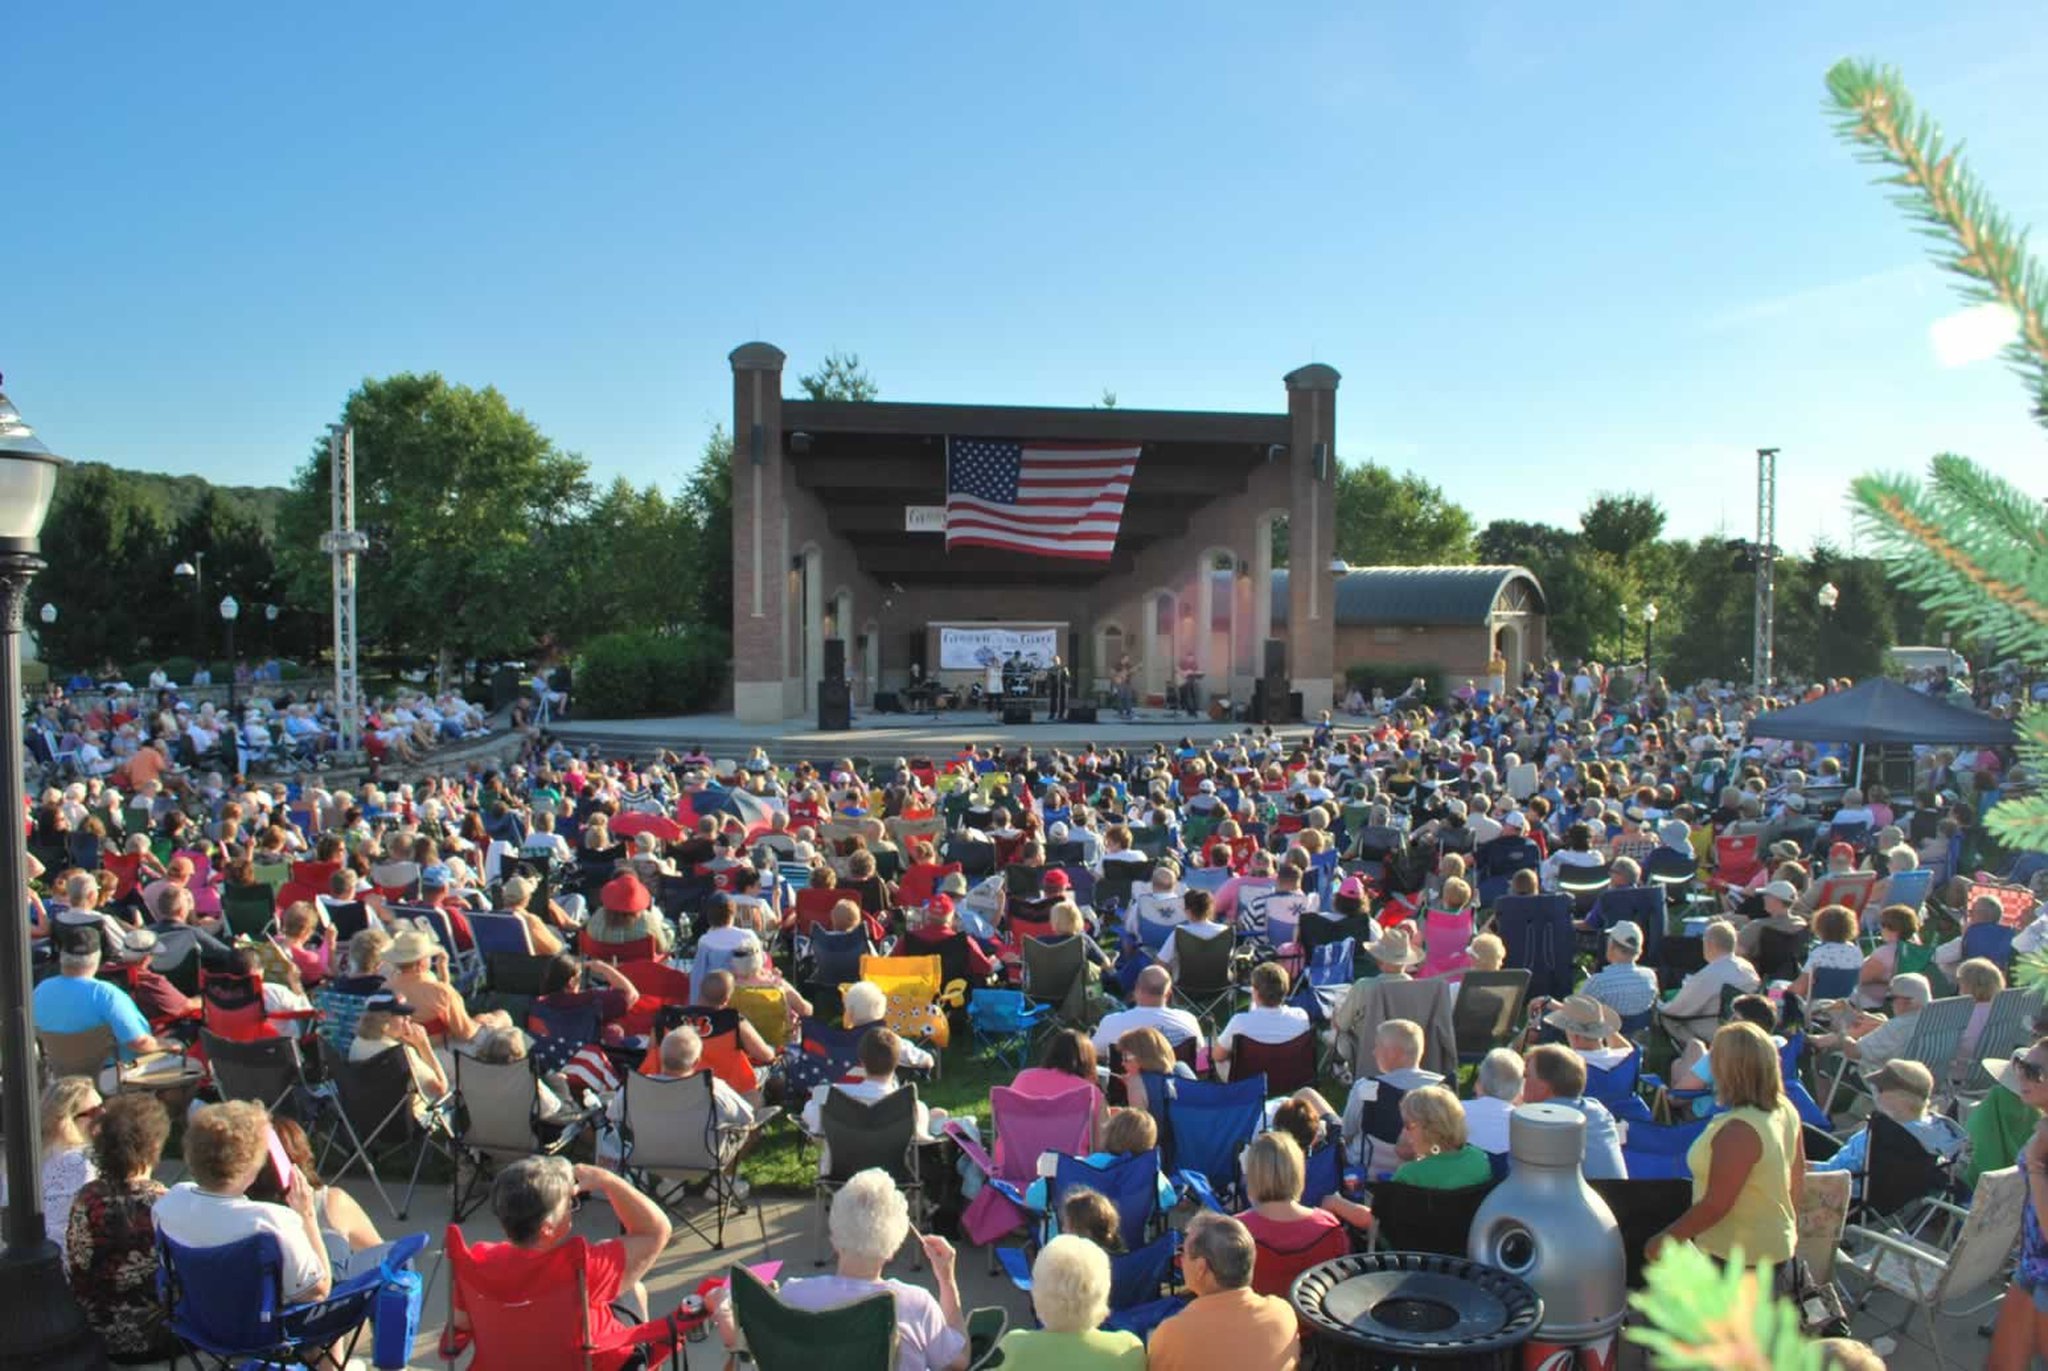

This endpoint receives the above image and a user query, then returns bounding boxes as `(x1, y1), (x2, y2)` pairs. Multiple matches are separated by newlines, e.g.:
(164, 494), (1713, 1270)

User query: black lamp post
(0, 387), (106, 1369)
(172, 553), (205, 669)
(1643, 601), (1659, 679)
(220, 594), (240, 711)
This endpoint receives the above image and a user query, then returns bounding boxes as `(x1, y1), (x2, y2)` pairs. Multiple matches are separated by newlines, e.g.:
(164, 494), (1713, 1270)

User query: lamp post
(0, 387), (104, 1368)
(1642, 602), (1659, 677)
(220, 595), (240, 711)
(1816, 581), (1839, 683)
(1618, 601), (1629, 664)
(172, 552), (205, 668)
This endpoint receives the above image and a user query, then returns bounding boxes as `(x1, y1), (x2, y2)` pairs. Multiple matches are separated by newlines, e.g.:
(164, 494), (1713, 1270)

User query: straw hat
(386, 926), (439, 966)
(1542, 994), (1621, 1039)
(1362, 925), (1425, 968)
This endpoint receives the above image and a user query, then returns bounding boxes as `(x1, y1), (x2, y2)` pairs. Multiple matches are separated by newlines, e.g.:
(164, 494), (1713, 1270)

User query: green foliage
(1343, 661), (1445, 702)
(1829, 58), (2048, 858)
(1333, 460), (1476, 566)
(680, 426), (735, 631)
(1581, 492), (1668, 563)
(575, 627), (732, 718)
(797, 351), (879, 402)
(276, 373), (593, 668)
(1627, 1243), (1821, 1371)
(39, 464), (172, 670)
(53, 461), (286, 538)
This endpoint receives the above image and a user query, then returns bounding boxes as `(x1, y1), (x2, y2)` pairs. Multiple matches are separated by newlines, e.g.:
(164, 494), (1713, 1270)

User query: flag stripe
(946, 437), (1137, 561)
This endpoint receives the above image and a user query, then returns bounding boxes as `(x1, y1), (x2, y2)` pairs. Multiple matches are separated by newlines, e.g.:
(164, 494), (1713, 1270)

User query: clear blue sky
(7, 3), (2044, 549)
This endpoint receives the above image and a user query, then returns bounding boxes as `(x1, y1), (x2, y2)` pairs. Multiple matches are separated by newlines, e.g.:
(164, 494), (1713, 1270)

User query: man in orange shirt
(121, 739), (172, 792)
(1147, 1212), (1298, 1371)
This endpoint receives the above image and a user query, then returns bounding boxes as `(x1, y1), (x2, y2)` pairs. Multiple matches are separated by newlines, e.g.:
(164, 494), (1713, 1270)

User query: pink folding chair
(1419, 908), (1475, 979)
(952, 1081), (1096, 1247)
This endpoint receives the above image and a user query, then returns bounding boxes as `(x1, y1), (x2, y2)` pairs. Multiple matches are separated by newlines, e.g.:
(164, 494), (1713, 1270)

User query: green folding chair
(729, 1263), (897, 1371)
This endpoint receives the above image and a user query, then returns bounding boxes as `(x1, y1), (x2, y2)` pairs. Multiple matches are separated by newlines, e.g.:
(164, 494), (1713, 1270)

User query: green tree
(1331, 460), (1475, 565)
(169, 488), (279, 660)
(1475, 518), (1575, 567)
(38, 465), (172, 672)
(1828, 58), (2048, 858)
(682, 425), (734, 630)
(276, 373), (591, 676)
(1662, 537), (1758, 684)
(1580, 493), (1667, 564)
(797, 352), (879, 402)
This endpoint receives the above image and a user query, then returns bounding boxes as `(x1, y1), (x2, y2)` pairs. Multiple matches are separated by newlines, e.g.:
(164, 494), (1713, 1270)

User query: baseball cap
(1759, 880), (1799, 904)
(363, 992), (415, 1017)
(939, 872), (970, 896)
(1606, 920), (1644, 952)
(1041, 869), (1072, 891)
(1828, 841), (1856, 862)
(1501, 811), (1527, 831)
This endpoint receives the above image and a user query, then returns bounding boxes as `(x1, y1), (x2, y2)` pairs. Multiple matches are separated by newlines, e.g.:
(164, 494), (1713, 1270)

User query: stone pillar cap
(1284, 362), (1341, 391)
(730, 342), (787, 371)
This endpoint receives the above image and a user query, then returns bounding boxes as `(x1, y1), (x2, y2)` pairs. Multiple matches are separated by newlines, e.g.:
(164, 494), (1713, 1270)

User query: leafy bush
(1343, 661), (1446, 702)
(280, 660), (305, 681)
(162, 656), (200, 684)
(577, 626), (730, 718)
(124, 661), (158, 685)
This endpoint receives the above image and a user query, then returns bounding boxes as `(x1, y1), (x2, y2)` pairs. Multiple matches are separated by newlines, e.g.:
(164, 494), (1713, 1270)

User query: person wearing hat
(1811, 1059), (1965, 1198)
(1735, 875), (1809, 959)
(1541, 994), (1634, 1073)
(1331, 929), (1458, 1081)
(1573, 921), (1660, 1021)
(383, 924), (510, 1046)
(33, 919), (166, 1064)
(348, 990), (449, 1100)
(585, 872), (673, 956)
(1810, 972), (1934, 1074)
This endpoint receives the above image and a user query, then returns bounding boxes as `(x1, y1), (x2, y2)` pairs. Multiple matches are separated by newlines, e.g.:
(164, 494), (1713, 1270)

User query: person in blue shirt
(1521, 1045), (1628, 1179)
(32, 927), (163, 1062)
(1811, 1059), (1966, 1199)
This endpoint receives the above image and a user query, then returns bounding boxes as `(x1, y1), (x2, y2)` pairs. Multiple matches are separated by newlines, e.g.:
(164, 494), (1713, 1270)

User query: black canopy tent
(1746, 678), (2016, 747)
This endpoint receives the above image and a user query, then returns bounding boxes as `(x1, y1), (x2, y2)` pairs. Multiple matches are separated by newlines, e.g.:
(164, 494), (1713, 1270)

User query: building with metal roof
(1270, 564), (1549, 693)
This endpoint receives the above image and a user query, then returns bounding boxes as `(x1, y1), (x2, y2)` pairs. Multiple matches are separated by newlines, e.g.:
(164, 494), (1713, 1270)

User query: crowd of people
(13, 660), (2047, 1369)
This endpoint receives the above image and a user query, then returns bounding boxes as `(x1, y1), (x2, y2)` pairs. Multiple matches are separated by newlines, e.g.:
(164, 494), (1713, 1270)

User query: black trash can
(1291, 1252), (1544, 1370)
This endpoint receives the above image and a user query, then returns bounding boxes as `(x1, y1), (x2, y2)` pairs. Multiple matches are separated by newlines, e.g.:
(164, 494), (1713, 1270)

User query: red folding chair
(1225, 1029), (1318, 1095)
(789, 886), (843, 938)
(1709, 834), (1763, 892)
(584, 936), (656, 965)
(440, 1225), (702, 1371)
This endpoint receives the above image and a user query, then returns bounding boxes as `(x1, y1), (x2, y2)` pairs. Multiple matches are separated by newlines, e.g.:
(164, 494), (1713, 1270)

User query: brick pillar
(730, 343), (788, 723)
(1284, 363), (1340, 717)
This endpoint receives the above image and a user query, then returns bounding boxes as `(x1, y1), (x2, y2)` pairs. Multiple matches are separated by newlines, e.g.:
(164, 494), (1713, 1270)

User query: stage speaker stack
(1067, 704), (1097, 724)
(818, 638), (851, 729)
(874, 691), (902, 714)
(1001, 702), (1033, 725)
(1263, 639), (1288, 679)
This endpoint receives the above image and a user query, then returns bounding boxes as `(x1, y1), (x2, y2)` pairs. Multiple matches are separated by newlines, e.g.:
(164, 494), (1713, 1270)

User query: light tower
(1753, 447), (1779, 692)
(318, 423), (368, 758)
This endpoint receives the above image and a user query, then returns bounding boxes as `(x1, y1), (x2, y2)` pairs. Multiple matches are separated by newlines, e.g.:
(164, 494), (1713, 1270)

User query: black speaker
(818, 679), (851, 730)
(823, 638), (847, 682)
(1001, 702), (1033, 725)
(1263, 638), (1288, 679)
(1066, 704), (1097, 724)
(874, 691), (901, 714)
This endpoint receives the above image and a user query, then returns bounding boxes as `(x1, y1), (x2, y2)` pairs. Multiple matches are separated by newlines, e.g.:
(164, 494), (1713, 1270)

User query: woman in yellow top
(1651, 1021), (1805, 1266)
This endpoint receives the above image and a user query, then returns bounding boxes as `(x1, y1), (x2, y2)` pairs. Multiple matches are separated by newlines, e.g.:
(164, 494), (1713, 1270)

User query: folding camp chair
(1820, 994), (1976, 1115)
(325, 1044), (457, 1220)
(859, 952), (963, 1055)
(954, 1082), (1096, 1251)
(997, 1230), (1180, 1340)
(1453, 969), (1532, 1064)
(1226, 1028), (1317, 1094)
(1020, 935), (1089, 1033)
(1169, 927), (1241, 1031)
(1163, 1074), (1266, 1208)
(1495, 894), (1578, 1000)
(802, 927), (871, 1004)
(1755, 926), (1812, 984)
(201, 1030), (318, 1122)
(157, 1228), (428, 1371)
(1418, 908), (1476, 979)
(38, 1023), (203, 1099)
(219, 882), (277, 940)
(441, 1224), (701, 1371)
(1850, 1110), (1958, 1244)
(1955, 986), (2043, 1097)
(1366, 1178), (1499, 1255)
(1583, 1045), (1654, 1123)
(1044, 1149), (1167, 1246)
(1587, 1178), (1696, 1288)
(813, 1085), (924, 1267)
(447, 1049), (592, 1223)
(1585, 885), (1668, 960)
(617, 1070), (779, 1251)
(728, 1263), (899, 1371)
(965, 989), (1049, 1070)
(783, 1016), (866, 1098)
(467, 910), (534, 958)
(1834, 1165), (2025, 1371)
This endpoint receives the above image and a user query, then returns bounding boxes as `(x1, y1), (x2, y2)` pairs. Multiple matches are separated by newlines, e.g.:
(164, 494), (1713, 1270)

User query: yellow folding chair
(858, 953), (965, 1052)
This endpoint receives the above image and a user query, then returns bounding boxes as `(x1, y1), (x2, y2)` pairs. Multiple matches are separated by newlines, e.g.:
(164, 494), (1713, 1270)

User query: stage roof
(1269, 565), (1546, 628)
(781, 397), (1290, 588)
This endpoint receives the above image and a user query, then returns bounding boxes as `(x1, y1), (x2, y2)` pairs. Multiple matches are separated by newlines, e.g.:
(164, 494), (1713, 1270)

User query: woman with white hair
(993, 1234), (1144, 1368)
(844, 980), (935, 1071)
(708, 1168), (967, 1370)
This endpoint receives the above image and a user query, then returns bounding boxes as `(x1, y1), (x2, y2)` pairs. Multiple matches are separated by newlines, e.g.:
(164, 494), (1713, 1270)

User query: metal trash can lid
(1292, 1252), (1545, 1357)
(1507, 1102), (1588, 1168)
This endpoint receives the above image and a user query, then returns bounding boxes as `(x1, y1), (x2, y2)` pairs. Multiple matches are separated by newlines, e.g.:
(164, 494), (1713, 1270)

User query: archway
(1146, 591), (1177, 701)
(1495, 622), (1523, 687)
(1096, 621), (1127, 699)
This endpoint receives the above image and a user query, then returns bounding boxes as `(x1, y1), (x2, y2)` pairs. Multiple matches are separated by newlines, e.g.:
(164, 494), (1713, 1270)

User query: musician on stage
(1111, 654), (1136, 720)
(984, 653), (1004, 714)
(1178, 649), (1202, 717)
(1045, 655), (1070, 722)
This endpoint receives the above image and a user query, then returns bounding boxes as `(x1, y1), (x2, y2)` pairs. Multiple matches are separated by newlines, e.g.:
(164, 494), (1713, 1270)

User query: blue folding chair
(1810, 964), (1862, 1001)
(395, 903), (482, 994)
(1164, 1074), (1266, 1209)
(156, 1228), (429, 1371)
(1584, 1046), (1654, 1124)
(997, 1230), (1184, 1338)
(1619, 1119), (1709, 1180)
(1300, 1135), (1349, 1208)
(1962, 921), (2018, 971)
(1046, 1149), (1165, 1244)
(467, 910), (533, 958)
(1584, 886), (1668, 959)
(1183, 867), (1230, 897)
(1495, 894), (1578, 1000)
(966, 989), (1049, 1070)
(1136, 915), (1182, 956)
(1286, 937), (1355, 1029)
(1882, 868), (1933, 912)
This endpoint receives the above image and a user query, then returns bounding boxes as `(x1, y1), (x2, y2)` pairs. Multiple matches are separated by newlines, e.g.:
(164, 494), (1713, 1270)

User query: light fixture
(39, 603), (56, 624)
(265, 603), (280, 622)
(788, 431), (813, 454)
(1643, 603), (1659, 623)
(1328, 556), (1351, 576)
(1816, 582), (1839, 610)
(219, 595), (240, 621)
(172, 560), (196, 578)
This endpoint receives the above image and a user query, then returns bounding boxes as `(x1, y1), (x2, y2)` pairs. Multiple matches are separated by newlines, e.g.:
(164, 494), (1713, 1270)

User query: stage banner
(937, 626), (1059, 671)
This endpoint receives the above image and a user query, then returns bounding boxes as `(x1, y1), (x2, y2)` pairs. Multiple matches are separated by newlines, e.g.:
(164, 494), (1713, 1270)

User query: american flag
(945, 438), (1140, 561)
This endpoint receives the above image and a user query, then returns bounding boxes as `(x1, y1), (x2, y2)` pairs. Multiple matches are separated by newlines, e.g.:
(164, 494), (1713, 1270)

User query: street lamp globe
(1327, 556), (1351, 576)
(1643, 602), (1659, 624)
(1817, 582), (1840, 611)
(39, 603), (56, 625)
(219, 595), (240, 622)
(0, 393), (64, 550)
(173, 560), (197, 579)
(265, 603), (280, 622)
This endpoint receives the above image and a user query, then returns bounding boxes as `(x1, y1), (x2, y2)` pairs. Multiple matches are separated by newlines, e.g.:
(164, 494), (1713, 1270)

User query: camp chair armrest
(984, 1178), (1028, 1208)
(1839, 1222), (1940, 1265)
(718, 1106), (784, 1138)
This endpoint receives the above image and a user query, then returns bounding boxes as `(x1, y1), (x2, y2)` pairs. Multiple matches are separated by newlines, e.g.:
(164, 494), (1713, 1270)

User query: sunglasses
(2012, 1053), (2045, 1085)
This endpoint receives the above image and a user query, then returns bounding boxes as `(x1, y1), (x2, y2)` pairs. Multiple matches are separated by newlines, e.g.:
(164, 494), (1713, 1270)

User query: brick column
(1284, 363), (1340, 717)
(730, 342), (788, 723)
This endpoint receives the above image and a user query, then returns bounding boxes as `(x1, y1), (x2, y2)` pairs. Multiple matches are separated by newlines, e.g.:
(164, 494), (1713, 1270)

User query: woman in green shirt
(1391, 1085), (1494, 1189)
(993, 1235), (1146, 1369)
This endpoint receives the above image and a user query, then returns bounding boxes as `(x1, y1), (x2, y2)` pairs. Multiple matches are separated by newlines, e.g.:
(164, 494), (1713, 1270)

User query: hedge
(577, 627), (730, 719)
(1343, 661), (1446, 703)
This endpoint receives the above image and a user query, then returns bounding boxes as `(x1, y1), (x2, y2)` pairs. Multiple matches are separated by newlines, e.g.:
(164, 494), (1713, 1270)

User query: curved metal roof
(1269, 565), (1546, 628)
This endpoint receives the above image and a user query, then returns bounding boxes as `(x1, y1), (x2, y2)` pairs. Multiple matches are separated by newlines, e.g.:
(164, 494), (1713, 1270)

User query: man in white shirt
(1337, 1019), (1445, 1172)
(1212, 963), (1310, 1071)
(1092, 965), (1203, 1053)
(800, 1027), (930, 1172)
(1543, 994), (1634, 1074)
(1658, 920), (1760, 1046)
(1125, 864), (1187, 940)
(1463, 1048), (1524, 1155)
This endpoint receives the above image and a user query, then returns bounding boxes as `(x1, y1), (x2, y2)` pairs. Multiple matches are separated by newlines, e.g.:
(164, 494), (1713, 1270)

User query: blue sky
(8, 3), (2045, 549)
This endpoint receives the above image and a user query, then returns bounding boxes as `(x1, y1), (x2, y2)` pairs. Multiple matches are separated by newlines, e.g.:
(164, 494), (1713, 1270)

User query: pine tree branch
(1928, 453), (2048, 555)
(1826, 60), (2048, 427)
(1851, 471), (2048, 659)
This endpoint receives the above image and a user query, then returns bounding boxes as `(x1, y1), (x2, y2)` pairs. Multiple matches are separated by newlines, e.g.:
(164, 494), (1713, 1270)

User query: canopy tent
(1745, 678), (2017, 747)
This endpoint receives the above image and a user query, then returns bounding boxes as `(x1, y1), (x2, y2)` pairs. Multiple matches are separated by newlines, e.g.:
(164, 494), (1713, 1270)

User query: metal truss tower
(1753, 446), (1779, 693)
(319, 424), (368, 757)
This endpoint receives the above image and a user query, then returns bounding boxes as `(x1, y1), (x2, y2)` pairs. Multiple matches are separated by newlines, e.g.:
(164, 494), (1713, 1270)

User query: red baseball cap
(1042, 869), (1072, 891)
